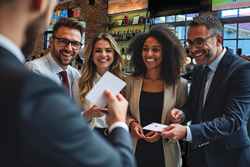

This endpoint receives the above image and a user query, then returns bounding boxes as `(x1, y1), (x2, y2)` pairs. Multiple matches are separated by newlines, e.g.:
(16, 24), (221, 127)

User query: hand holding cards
(86, 71), (126, 109)
(142, 122), (168, 132)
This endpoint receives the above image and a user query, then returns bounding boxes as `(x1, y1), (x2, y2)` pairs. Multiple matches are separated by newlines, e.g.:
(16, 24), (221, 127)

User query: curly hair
(127, 24), (186, 87)
(78, 33), (124, 106)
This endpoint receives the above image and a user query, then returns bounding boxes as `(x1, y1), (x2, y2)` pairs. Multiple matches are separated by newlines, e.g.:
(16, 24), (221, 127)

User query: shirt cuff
(186, 126), (192, 142)
(109, 122), (129, 133)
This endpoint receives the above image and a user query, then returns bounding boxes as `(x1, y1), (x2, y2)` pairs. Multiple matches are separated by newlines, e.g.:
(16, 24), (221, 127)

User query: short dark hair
(128, 24), (186, 87)
(188, 15), (223, 35)
(52, 18), (85, 38)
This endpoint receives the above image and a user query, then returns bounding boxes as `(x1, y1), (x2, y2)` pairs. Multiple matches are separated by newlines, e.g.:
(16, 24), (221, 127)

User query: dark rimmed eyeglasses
(184, 34), (217, 49)
(52, 36), (83, 50)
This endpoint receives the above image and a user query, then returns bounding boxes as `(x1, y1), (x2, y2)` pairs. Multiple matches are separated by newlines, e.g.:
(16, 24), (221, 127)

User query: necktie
(193, 66), (210, 124)
(59, 71), (70, 93)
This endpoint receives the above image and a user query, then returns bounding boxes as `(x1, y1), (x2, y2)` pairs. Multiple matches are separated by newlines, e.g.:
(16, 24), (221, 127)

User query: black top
(135, 90), (165, 167)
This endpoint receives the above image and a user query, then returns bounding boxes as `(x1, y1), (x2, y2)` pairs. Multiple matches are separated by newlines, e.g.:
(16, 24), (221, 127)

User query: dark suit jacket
(182, 50), (250, 167)
(0, 46), (135, 167)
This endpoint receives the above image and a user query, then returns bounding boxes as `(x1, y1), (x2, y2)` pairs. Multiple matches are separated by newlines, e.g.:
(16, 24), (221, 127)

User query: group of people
(1, 0), (250, 167)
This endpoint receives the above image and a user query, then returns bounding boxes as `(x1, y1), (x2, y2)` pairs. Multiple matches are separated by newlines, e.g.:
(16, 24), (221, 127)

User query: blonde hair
(78, 33), (124, 106)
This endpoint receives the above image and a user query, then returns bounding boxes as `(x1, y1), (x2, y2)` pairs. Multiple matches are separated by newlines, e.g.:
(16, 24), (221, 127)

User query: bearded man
(26, 18), (83, 97)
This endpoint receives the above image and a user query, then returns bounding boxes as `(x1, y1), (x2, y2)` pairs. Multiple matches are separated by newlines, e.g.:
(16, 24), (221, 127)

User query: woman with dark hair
(125, 25), (187, 167)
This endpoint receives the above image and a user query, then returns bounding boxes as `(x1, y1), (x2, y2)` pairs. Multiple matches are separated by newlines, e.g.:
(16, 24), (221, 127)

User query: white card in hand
(86, 71), (126, 108)
(142, 122), (168, 132)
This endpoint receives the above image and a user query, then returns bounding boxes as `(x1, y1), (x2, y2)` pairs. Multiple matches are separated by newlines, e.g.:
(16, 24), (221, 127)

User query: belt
(95, 127), (109, 136)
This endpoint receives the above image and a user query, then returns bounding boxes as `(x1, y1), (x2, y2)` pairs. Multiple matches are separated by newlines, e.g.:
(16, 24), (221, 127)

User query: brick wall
(33, 0), (107, 56)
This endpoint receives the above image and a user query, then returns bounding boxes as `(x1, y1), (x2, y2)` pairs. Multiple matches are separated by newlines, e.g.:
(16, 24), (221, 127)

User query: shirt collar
(94, 72), (101, 83)
(0, 34), (26, 64)
(205, 47), (227, 72)
(48, 52), (69, 73)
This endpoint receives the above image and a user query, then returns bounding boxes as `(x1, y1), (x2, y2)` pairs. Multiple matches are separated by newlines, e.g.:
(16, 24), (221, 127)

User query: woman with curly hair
(125, 25), (187, 167)
(72, 33), (124, 139)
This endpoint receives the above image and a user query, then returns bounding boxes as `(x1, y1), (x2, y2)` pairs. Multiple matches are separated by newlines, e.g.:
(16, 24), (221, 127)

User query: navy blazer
(0, 46), (135, 167)
(182, 50), (250, 167)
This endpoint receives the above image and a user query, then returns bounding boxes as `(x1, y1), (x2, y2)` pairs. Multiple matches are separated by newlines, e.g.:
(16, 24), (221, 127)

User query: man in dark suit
(0, 0), (135, 166)
(159, 15), (250, 167)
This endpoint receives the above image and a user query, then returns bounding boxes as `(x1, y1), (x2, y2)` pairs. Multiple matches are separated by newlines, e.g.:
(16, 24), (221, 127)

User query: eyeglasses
(52, 36), (83, 50)
(184, 34), (217, 49)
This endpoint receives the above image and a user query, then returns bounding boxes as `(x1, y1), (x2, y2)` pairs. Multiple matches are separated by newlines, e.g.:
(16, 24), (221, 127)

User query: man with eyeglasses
(159, 15), (250, 167)
(26, 18), (83, 97)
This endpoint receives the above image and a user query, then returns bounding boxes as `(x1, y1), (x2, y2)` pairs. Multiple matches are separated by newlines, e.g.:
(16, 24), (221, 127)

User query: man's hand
(169, 108), (184, 123)
(144, 131), (161, 143)
(103, 89), (128, 126)
(130, 122), (145, 139)
(158, 124), (187, 141)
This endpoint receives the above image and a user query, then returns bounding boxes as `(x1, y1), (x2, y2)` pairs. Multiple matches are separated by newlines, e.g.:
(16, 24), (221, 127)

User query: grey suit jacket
(0, 46), (136, 167)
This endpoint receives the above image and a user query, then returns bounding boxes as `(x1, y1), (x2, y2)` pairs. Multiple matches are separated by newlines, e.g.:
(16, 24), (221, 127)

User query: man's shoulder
(225, 52), (250, 69)
(27, 56), (48, 65)
(67, 66), (81, 77)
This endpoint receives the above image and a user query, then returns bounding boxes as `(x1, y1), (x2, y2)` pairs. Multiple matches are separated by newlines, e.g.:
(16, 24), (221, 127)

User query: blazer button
(207, 142), (209, 144)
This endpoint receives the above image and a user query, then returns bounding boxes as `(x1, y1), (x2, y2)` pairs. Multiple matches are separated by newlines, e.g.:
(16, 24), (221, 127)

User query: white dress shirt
(72, 72), (128, 132)
(72, 73), (108, 129)
(26, 52), (81, 97)
(186, 47), (227, 142)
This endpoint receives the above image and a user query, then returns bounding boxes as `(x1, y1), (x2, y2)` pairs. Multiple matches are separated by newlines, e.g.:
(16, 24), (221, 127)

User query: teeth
(195, 53), (203, 57)
(62, 53), (71, 57)
(147, 59), (155, 62)
(99, 59), (108, 62)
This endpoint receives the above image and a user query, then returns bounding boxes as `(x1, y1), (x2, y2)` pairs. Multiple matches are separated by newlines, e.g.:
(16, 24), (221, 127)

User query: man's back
(0, 46), (135, 167)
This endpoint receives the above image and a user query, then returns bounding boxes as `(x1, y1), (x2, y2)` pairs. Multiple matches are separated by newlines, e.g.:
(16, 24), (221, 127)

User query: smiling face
(50, 26), (82, 69)
(92, 39), (114, 75)
(188, 24), (219, 65)
(141, 36), (163, 72)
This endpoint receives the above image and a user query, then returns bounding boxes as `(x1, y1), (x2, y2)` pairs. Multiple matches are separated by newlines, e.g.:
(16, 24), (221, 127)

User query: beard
(21, 3), (51, 58)
(52, 44), (77, 66)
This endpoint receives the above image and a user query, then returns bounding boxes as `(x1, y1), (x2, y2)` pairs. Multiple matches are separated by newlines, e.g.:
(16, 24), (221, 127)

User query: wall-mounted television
(212, 0), (250, 11)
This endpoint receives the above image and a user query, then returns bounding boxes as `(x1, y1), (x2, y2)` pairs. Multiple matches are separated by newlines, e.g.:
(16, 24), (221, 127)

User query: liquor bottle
(123, 30), (126, 40)
(117, 31), (120, 40)
(113, 31), (117, 39)
(120, 31), (123, 40)
(132, 29), (135, 37)
(121, 46), (126, 60)
(138, 29), (141, 34)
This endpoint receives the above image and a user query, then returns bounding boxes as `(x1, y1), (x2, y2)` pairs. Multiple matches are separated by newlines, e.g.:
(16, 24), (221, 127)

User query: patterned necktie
(59, 71), (70, 93)
(193, 66), (210, 124)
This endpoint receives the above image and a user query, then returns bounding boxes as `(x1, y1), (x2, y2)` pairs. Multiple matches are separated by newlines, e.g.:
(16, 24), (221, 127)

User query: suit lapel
(206, 51), (232, 100)
(161, 83), (174, 124)
(193, 65), (203, 109)
(134, 77), (143, 124)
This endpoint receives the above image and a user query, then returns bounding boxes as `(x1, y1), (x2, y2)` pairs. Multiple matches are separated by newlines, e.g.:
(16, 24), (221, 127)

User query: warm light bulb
(57, 10), (60, 17)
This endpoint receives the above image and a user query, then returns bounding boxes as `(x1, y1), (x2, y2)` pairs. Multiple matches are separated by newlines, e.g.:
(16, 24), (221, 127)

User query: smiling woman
(72, 33), (125, 140)
(125, 24), (187, 167)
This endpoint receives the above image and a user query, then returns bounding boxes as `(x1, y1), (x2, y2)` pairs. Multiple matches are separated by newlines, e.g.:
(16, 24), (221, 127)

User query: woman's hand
(130, 121), (145, 139)
(83, 105), (105, 122)
(144, 131), (161, 143)
(169, 108), (184, 123)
